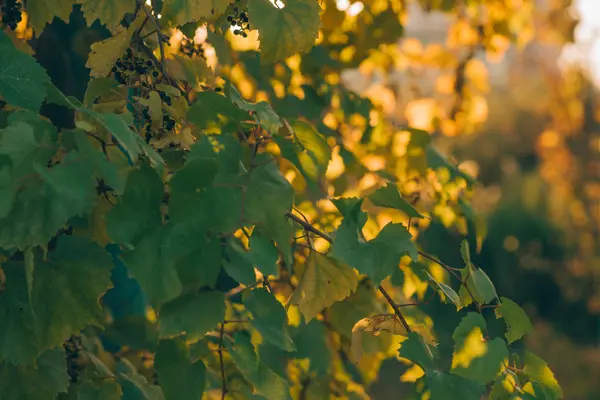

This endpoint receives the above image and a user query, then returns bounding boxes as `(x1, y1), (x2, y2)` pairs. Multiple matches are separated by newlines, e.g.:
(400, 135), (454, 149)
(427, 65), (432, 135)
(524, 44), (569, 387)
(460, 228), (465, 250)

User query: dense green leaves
(247, 0), (321, 63)
(0, 348), (69, 400)
(0, 32), (51, 112)
(331, 199), (417, 283)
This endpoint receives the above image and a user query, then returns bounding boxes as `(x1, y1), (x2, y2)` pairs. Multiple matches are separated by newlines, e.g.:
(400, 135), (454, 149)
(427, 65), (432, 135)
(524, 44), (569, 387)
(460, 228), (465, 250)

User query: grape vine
(0, 0), (566, 399)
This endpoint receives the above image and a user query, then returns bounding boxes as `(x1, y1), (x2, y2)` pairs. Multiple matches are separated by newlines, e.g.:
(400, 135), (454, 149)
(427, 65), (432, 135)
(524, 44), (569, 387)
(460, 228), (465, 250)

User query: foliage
(0, 0), (565, 399)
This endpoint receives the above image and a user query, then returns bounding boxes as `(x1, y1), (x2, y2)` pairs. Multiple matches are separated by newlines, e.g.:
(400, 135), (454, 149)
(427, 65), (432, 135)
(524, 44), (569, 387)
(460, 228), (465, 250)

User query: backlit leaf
(247, 0), (321, 63)
(155, 338), (206, 400)
(26, 0), (74, 35)
(289, 252), (357, 322)
(523, 352), (562, 399)
(495, 297), (533, 344)
(78, 0), (136, 32)
(162, 0), (230, 26)
(368, 183), (424, 219)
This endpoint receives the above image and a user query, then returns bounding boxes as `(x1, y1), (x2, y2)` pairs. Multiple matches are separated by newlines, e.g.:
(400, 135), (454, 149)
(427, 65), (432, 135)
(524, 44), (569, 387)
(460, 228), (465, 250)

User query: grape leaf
(398, 332), (436, 373)
(227, 332), (291, 400)
(0, 348), (69, 400)
(0, 32), (51, 111)
(25, 0), (74, 35)
(426, 370), (485, 400)
(227, 83), (283, 134)
(76, 380), (123, 400)
(289, 252), (357, 322)
(247, 0), (321, 63)
(523, 352), (562, 399)
(0, 121), (56, 177)
(368, 183), (424, 219)
(155, 339), (206, 400)
(86, 15), (145, 78)
(117, 359), (165, 400)
(0, 259), (39, 364)
(93, 112), (143, 162)
(0, 166), (13, 219)
(495, 297), (533, 344)
(162, 0), (230, 26)
(290, 320), (331, 374)
(121, 226), (182, 305)
(224, 241), (258, 285)
(451, 313), (508, 384)
(247, 232), (279, 277)
(186, 91), (250, 131)
(78, 0), (136, 32)
(106, 164), (164, 246)
(426, 271), (461, 308)
(243, 288), (296, 351)
(158, 290), (225, 340)
(331, 200), (417, 284)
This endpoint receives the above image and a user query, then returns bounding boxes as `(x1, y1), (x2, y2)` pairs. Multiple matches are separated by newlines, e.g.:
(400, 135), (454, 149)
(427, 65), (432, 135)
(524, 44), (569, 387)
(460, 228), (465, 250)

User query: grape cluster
(180, 38), (205, 58)
(63, 335), (83, 383)
(226, 3), (250, 37)
(1, 0), (22, 30)
(111, 49), (157, 84)
(140, 90), (177, 143)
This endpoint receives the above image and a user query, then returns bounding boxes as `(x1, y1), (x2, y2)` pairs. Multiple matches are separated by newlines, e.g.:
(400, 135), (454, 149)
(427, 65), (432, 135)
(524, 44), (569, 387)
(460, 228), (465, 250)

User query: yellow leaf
(85, 14), (145, 78)
(27, 0), (73, 35)
(351, 314), (410, 364)
(289, 252), (357, 323)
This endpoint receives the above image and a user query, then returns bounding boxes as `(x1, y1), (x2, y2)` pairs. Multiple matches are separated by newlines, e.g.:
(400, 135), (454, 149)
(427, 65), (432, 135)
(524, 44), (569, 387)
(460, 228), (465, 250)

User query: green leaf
(168, 157), (218, 220)
(282, 119), (331, 182)
(247, 0), (321, 63)
(94, 112), (143, 162)
(248, 231), (279, 277)
(227, 332), (291, 400)
(0, 166), (13, 219)
(227, 83), (283, 134)
(158, 290), (225, 340)
(0, 121), (56, 177)
(427, 146), (476, 187)
(186, 91), (250, 132)
(76, 380), (123, 400)
(330, 200), (417, 284)
(368, 183), (424, 219)
(398, 332), (436, 373)
(78, 0), (136, 32)
(25, 0), (74, 35)
(121, 226), (182, 305)
(451, 313), (508, 384)
(0, 32), (51, 111)
(118, 359), (165, 400)
(523, 352), (562, 399)
(155, 338), (206, 400)
(107, 164), (164, 245)
(495, 297), (533, 344)
(289, 252), (357, 322)
(0, 347), (69, 400)
(162, 0), (230, 26)
(32, 236), (114, 348)
(245, 154), (294, 224)
(426, 370), (485, 400)
(426, 271), (461, 308)
(224, 241), (258, 285)
(459, 241), (498, 305)
(243, 288), (296, 351)
(290, 319), (331, 374)
(84, 77), (120, 107)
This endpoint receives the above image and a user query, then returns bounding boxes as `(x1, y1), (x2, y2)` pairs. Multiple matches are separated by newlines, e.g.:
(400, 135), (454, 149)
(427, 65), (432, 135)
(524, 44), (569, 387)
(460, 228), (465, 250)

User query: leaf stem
(218, 323), (227, 400)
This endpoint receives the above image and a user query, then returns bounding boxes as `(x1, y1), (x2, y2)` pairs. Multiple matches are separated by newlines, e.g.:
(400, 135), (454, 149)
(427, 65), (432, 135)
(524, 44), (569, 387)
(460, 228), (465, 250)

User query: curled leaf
(351, 314), (409, 363)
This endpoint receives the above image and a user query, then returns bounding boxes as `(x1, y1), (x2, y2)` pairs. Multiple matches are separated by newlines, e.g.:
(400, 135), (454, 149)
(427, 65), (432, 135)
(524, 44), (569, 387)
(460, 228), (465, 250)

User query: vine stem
(218, 323), (227, 400)
(286, 210), (412, 331)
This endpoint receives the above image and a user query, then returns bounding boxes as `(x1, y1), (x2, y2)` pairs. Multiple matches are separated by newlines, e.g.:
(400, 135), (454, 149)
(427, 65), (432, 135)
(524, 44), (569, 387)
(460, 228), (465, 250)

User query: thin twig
(378, 285), (412, 333)
(286, 212), (333, 243)
(218, 323), (227, 400)
(140, 4), (171, 84)
(224, 281), (261, 298)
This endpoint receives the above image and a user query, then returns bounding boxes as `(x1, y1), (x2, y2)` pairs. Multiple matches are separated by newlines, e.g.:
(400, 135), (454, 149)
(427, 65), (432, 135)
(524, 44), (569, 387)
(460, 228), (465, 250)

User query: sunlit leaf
(495, 297), (533, 344)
